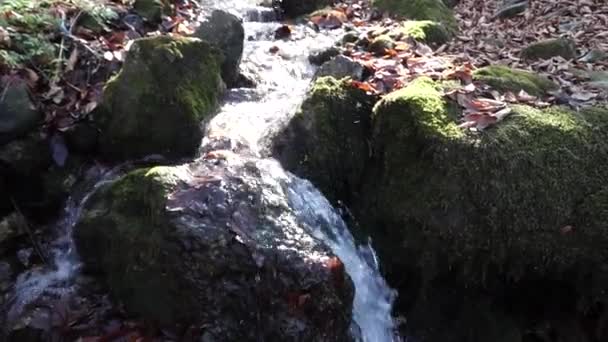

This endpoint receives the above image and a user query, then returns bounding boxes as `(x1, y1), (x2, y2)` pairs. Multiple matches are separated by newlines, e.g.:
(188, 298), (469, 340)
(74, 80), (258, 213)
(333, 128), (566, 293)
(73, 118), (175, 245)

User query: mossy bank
(275, 74), (608, 340)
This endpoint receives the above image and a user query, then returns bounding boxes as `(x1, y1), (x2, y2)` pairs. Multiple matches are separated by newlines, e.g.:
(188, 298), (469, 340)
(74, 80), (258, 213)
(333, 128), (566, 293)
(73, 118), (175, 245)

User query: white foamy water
(258, 160), (398, 342)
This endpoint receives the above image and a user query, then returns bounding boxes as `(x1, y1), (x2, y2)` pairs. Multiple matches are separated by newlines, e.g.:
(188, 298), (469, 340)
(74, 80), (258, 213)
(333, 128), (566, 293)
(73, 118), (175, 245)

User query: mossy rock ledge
(274, 76), (608, 340)
(94, 36), (224, 162)
(73, 157), (354, 339)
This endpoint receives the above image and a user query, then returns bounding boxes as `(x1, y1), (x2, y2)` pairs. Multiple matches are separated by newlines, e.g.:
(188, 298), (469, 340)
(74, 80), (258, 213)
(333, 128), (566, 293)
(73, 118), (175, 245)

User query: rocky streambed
(2, 0), (608, 341)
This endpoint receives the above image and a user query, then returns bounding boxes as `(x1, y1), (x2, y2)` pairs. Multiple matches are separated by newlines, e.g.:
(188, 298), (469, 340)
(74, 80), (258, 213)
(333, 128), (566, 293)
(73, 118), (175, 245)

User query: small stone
(314, 55), (364, 81)
(342, 32), (359, 44)
(368, 35), (394, 55)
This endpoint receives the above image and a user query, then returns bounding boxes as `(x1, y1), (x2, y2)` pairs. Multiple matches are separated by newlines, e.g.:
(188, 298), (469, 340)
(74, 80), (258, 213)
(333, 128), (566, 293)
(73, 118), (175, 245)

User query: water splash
(258, 160), (398, 342)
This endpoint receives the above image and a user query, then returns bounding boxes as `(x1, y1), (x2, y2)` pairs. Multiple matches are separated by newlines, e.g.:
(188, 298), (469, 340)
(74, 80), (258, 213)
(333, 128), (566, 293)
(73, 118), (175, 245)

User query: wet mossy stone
(133, 0), (168, 24)
(369, 35), (394, 55)
(398, 20), (451, 45)
(362, 77), (608, 286)
(74, 162), (355, 337)
(473, 65), (558, 96)
(273, 76), (375, 204)
(521, 37), (577, 60)
(373, 0), (458, 32)
(0, 79), (40, 145)
(95, 36), (224, 161)
(74, 166), (191, 324)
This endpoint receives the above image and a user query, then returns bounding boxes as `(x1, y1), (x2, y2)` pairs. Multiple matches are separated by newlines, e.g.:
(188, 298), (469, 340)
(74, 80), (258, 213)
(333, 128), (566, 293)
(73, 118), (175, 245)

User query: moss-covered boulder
(473, 65), (558, 96)
(273, 77), (375, 204)
(95, 36), (224, 161)
(521, 37), (577, 60)
(398, 20), (451, 45)
(373, 0), (457, 31)
(355, 77), (608, 340)
(280, 0), (332, 17)
(74, 158), (354, 338)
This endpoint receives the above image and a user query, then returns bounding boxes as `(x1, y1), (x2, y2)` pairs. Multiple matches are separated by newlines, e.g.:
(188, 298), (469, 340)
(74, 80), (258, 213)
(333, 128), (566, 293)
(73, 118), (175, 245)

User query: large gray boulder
(195, 10), (245, 87)
(74, 155), (354, 340)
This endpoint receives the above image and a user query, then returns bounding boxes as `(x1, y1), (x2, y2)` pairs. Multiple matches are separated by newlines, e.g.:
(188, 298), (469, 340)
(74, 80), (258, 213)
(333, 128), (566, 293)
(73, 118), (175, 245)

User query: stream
(4, 1), (399, 340)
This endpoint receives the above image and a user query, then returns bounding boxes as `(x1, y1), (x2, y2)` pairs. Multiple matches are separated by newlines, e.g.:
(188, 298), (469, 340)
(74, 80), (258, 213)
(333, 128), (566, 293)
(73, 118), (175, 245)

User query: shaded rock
(374, 0), (458, 31)
(94, 36), (224, 161)
(133, 0), (167, 24)
(368, 35), (394, 55)
(74, 158), (354, 339)
(521, 37), (577, 60)
(309, 46), (340, 66)
(0, 134), (54, 218)
(0, 79), (40, 145)
(279, 0), (332, 18)
(492, 0), (528, 20)
(341, 32), (360, 44)
(314, 55), (364, 80)
(473, 65), (558, 96)
(194, 10), (245, 87)
(274, 25), (292, 40)
(63, 122), (99, 154)
(273, 76), (375, 203)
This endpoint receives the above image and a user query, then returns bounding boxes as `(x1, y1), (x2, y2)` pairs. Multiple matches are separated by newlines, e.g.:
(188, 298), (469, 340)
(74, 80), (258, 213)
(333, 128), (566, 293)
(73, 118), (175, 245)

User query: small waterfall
(5, 1), (399, 340)
(258, 160), (397, 341)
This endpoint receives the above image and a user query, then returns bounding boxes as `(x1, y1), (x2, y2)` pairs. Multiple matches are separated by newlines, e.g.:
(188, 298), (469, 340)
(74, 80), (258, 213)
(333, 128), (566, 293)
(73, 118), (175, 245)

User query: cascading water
(5, 1), (398, 340)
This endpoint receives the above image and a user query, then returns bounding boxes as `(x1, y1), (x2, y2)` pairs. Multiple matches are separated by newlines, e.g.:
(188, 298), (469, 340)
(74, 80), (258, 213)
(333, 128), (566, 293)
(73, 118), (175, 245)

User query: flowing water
(6, 1), (398, 340)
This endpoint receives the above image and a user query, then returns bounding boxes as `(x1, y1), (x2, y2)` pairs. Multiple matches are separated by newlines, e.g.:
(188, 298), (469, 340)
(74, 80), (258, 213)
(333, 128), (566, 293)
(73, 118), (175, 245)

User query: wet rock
(274, 24), (292, 40)
(0, 78), (40, 145)
(314, 55), (364, 81)
(94, 36), (224, 161)
(521, 37), (577, 60)
(473, 65), (558, 96)
(341, 32), (360, 44)
(74, 158), (354, 339)
(308, 46), (340, 66)
(195, 10), (245, 87)
(273, 76), (375, 203)
(279, 0), (332, 18)
(133, 0), (168, 24)
(234, 71), (258, 88)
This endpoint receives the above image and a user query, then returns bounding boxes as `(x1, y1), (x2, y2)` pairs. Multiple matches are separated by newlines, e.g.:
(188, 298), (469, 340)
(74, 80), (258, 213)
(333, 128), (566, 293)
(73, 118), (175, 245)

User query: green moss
(275, 76), (376, 204)
(75, 166), (192, 324)
(473, 65), (558, 96)
(373, 0), (457, 31)
(521, 37), (577, 61)
(398, 20), (451, 45)
(368, 35), (394, 55)
(96, 36), (224, 161)
(366, 93), (608, 284)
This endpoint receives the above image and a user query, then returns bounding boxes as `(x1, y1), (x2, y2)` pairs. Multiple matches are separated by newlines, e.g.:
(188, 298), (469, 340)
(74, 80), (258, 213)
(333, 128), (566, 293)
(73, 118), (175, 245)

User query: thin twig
(10, 198), (49, 265)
